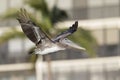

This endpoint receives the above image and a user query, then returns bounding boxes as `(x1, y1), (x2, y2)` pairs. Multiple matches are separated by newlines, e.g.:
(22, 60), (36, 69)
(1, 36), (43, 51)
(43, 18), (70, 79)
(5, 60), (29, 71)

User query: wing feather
(17, 8), (51, 44)
(53, 21), (78, 42)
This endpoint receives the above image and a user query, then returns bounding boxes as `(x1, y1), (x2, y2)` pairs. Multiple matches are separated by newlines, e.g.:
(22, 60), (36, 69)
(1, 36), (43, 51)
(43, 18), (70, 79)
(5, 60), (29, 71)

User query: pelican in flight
(17, 9), (85, 55)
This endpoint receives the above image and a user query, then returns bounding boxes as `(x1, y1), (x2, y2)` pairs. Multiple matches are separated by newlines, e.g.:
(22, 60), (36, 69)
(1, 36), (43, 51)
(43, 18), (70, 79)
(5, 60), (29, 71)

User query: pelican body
(17, 9), (85, 55)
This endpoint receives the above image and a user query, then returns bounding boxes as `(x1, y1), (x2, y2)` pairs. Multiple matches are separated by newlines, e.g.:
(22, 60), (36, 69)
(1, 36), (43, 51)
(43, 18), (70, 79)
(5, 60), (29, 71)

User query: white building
(0, 0), (120, 80)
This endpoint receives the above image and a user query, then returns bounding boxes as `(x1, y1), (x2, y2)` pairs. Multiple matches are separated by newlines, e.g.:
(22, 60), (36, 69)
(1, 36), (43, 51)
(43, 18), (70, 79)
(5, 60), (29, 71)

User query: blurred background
(0, 0), (120, 80)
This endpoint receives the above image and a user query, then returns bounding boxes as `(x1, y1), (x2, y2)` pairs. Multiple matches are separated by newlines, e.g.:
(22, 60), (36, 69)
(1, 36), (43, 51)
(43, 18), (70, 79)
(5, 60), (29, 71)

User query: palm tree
(0, 0), (97, 58)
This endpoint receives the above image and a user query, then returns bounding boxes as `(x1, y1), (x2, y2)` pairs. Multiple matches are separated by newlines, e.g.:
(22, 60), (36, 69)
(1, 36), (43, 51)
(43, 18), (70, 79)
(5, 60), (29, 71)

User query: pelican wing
(17, 9), (51, 44)
(53, 21), (78, 42)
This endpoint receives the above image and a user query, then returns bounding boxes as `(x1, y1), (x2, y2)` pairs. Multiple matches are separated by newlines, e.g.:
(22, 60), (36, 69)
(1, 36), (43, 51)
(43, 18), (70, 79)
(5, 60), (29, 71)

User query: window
(88, 0), (103, 8)
(88, 7), (103, 19)
(105, 0), (119, 6)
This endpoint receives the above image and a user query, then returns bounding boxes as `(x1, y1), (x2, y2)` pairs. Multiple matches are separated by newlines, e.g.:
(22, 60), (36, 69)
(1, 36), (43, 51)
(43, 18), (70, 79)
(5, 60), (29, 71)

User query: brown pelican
(17, 9), (85, 55)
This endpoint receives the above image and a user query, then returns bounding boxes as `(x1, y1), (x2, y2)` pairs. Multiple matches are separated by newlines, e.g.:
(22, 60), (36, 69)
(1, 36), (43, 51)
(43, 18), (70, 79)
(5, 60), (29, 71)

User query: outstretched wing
(53, 21), (78, 42)
(17, 8), (51, 44)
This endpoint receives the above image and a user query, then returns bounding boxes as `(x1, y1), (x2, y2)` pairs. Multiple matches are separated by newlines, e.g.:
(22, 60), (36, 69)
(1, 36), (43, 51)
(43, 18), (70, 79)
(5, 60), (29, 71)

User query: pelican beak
(68, 42), (86, 50)
(63, 39), (86, 50)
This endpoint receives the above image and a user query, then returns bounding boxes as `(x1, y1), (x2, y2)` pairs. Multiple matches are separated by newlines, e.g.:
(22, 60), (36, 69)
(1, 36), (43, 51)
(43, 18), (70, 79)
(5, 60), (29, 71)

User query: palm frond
(0, 28), (25, 45)
(50, 6), (68, 24)
(25, 0), (49, 14)
(0, 8), (18, 19)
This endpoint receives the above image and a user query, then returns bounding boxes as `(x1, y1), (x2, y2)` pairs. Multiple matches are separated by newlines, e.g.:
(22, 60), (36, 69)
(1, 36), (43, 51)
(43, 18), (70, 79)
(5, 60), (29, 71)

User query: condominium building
(0, 0), (120, 80)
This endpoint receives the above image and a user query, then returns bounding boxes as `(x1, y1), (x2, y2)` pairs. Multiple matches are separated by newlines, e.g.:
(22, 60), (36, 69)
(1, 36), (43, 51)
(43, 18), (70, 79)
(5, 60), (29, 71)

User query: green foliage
(25, 0), (49, 15)
(50, 6), (68, 24)
(0, 28), (25, 44)
(25, 0), (68, 24)
(0, 8), (18, 19)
